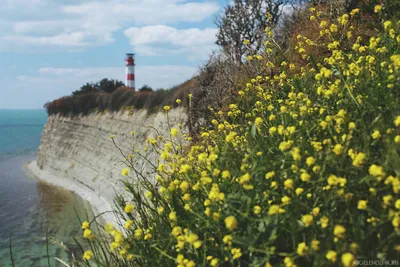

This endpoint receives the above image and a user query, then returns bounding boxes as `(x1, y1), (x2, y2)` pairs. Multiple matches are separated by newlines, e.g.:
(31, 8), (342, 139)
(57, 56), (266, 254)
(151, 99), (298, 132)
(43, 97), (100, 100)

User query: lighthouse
(125, 53), (135, 90)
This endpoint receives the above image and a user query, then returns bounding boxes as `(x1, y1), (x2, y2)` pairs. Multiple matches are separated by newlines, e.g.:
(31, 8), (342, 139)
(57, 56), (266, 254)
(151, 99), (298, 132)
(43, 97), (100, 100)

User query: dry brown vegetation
(44, 80), (195, 116)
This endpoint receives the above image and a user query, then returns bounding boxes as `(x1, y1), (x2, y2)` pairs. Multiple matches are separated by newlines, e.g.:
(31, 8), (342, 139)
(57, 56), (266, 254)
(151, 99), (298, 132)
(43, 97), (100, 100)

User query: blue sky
(0, 0), (226, 109)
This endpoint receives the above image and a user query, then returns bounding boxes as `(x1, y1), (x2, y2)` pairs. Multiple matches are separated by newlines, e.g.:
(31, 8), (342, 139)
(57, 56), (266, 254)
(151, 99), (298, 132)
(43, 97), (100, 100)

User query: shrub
(44, 81), (194, 117)
(76, 5), (400, 267)
(72, 78), (125, 96)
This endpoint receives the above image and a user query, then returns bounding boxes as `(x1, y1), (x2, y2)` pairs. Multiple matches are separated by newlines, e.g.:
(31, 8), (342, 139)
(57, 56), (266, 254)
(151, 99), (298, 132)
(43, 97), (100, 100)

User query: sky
(0, 0), (226, 109)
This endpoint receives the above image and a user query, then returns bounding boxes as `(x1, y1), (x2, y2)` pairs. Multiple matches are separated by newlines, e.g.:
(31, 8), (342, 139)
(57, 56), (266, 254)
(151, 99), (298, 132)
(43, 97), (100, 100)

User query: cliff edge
(27, 108), (187, 223)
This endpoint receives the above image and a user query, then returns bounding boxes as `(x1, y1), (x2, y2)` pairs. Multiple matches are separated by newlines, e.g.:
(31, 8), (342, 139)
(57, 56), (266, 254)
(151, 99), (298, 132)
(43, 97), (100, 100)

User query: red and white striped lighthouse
(125, 53), (135, 89)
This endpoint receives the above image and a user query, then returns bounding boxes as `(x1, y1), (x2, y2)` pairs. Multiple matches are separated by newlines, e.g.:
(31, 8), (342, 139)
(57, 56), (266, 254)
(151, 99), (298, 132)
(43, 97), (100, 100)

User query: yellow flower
(231, 248), (242, 259)
(369, 164), (385, 177)
(268, 205), (284, 215)
(164, 105), (171, 111)
(255, 117), (263, 126)
(357, 200), (368, 210)
(383, 195), (393, 206)
(374, 5), (382, 13)
(194, 240), (203, 250)
(326, 250), (337, 262)
(253, 205), (262, 215)
(384, 21), (392, 31)
(279, 140), (293, 151)
(300, 172), (311, 182)
(306, 156), (316, 166)
(311, 240), (320, 251)
(330, 24), (338, 33)
(341, 252), (355, 267)
(313, 165), (321, 173)
(332, 144), (343, 155)
(334, 224), (346, 238)
(352, 152), (366, 167)
(182, 193), (191, 201)
(302, 214), (314, 227)
(295, 188), (304, 195)
(176, 99), (182, 104)
(119, 248), (127, 257)
(124, 203), (134, 213)
(281, 196), (291, 205)
(124, 219), (133, 229)
(83, 229), (94, 239)
(297, 242), (308, 256)
(171, 226), (182, 237)
(395, 135), (400, 144)
(169, 211), (177, 222)
(83, 250), (94, 260)
(395, 199), (400, 209)
(134, 228), (143, 239)
(222, 170), (231, 179)
(224, 216), (238, 231)
(179, 164), (191, 173)
(265, 171), (275, 179)
(291, 147), (301, 161)
(145, 191), (152, 199)
(350, 8), (359, 16)
(110, 242), (119, 250)
(121, 168), (129, 176)
(371, 130), (381, 139)
(243, 39), (250, 45)
(284, 257), (295, 267)
(104, 223), (115, 233)
(170, 128), (178, 137)
(320, 20), (328, 28)
(186, 233), (199, 244)
(312, 207), (320, 217)
(180, 181), (190, 192)
(320, 216), (329, 228)
(81, 221), (90, 229)
(284, 179), (294, 189)
(223, 235), (233, 245)
(210, 258), (219, 266)
(395, 116), (400, 127)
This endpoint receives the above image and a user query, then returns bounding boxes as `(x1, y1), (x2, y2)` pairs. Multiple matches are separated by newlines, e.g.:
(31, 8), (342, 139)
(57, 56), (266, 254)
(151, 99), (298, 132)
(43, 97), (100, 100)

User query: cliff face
(36, 108), (187, 205)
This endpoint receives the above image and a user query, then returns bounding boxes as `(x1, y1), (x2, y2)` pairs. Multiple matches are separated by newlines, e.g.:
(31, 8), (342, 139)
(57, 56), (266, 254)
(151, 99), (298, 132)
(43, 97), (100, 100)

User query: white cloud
(63, 0), (219, 25)
(124, 25), (217, 46)
(124, 25), (218, 61)
(0, 0), (220, 50)
(3, 32), (90, 47)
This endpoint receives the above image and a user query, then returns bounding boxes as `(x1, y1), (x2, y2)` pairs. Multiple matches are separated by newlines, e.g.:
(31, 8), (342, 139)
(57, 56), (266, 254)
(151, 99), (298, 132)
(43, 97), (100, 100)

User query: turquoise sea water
(0, 110), (93, 266)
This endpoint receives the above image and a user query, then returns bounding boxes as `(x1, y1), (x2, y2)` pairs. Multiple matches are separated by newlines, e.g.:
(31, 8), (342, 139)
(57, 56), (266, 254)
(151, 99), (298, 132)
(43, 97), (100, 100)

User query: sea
(0, 110), (94, 267)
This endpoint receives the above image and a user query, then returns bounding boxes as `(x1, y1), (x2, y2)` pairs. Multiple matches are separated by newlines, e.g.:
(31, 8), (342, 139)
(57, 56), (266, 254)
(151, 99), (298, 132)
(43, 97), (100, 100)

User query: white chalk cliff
(27, 108), (187, 223)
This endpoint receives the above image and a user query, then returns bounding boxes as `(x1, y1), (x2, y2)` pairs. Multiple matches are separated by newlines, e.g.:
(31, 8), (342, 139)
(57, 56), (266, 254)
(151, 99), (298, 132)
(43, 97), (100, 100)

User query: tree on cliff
(215, 0), (291, 64)
(72, 78), (125, 96)
(139, 84), (153, 92)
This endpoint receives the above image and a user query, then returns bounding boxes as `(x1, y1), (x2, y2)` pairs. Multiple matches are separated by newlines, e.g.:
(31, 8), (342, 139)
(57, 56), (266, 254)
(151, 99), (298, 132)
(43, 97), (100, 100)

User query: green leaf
(388, 145), (400, 176)
(251, 123), (257, 138)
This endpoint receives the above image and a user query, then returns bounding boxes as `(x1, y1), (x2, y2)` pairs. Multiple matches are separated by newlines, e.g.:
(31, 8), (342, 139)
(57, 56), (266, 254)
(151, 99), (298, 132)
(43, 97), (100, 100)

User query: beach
(26, 160), (119, 226)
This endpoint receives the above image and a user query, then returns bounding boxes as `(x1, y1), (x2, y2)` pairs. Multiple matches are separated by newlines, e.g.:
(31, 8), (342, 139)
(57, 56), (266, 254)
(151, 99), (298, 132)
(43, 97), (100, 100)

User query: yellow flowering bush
(78, 5), (400, 267)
